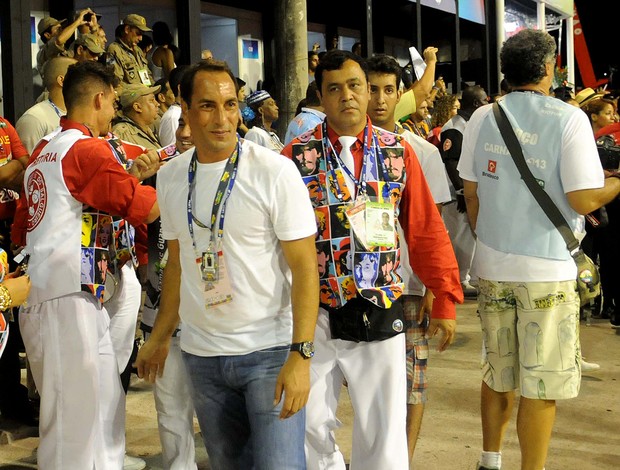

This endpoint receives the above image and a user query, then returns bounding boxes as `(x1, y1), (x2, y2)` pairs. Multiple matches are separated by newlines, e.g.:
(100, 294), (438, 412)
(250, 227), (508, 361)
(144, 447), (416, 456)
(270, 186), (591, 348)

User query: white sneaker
(581, 358), (601, 372)
(123, 454), (146, 470)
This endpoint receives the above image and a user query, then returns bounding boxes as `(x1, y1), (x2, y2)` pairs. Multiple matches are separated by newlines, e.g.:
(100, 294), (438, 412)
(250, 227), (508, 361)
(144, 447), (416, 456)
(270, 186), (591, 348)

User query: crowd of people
(0, 10), (619, 470)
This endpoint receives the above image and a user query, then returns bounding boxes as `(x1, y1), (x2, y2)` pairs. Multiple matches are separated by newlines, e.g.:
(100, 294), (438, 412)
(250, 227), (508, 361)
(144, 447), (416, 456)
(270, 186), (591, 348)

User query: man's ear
(544, 61), (554, 82)
(132, 100), (141, 113)
(57, 74), (65, 88)
(94, 91), (104, 110)
(395, 88), (403, 104)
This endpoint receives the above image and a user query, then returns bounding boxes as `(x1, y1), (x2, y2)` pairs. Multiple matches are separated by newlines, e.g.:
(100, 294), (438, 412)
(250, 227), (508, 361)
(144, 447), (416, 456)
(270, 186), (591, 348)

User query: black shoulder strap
(492, 102), (580, 254)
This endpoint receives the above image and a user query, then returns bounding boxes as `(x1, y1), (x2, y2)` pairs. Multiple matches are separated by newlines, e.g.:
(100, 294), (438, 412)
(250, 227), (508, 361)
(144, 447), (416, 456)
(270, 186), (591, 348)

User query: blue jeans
(182, 346), (306, 470)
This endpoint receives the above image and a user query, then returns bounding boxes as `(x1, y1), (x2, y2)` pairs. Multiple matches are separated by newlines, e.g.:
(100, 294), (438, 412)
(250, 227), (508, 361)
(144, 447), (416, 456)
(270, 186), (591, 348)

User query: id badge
(138, 69), (152, 85)
(200, 250), (219, 287)
(365, 201), (395, 247)
(345, 197), (369, 249)
(202, 250), (233, 308)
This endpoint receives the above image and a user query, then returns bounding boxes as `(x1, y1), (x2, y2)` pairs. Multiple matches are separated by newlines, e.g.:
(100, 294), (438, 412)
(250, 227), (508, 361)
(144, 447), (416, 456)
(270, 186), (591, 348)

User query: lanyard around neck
(323, 121), (371, 200)
(322, 121), (392, 201)
(187, 139), (241, 251)
(48, 100), (63, 118)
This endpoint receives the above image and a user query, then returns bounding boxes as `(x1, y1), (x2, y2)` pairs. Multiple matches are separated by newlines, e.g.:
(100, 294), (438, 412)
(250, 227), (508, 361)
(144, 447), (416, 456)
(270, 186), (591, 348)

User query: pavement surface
(1, 299), (619, 469)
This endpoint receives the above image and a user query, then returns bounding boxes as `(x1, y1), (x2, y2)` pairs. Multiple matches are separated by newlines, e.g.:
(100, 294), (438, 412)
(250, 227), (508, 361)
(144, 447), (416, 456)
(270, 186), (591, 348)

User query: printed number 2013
(527, 158), (546, 169)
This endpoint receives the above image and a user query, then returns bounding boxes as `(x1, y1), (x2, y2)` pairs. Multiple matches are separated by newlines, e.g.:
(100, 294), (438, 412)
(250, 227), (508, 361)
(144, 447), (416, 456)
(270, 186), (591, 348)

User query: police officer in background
(107, 14), (154, 88)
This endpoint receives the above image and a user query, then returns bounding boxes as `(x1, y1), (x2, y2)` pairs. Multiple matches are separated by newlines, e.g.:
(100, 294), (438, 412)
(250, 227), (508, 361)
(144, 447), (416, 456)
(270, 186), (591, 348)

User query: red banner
(573, 5), (607, 89)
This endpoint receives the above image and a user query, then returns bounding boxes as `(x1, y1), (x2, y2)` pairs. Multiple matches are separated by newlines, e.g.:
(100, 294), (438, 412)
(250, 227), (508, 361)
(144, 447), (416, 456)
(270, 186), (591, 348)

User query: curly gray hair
(500, 29), (556, 87)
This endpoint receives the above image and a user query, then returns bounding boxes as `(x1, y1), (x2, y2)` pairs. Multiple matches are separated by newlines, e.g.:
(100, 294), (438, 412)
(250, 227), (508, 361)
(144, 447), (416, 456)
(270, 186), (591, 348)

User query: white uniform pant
(442, 202), (477, 283)
(144, 333), (197, 470)
(19, 293), (125, 470)
(105, 264), (142, 372)
(305, 311), (408, 470)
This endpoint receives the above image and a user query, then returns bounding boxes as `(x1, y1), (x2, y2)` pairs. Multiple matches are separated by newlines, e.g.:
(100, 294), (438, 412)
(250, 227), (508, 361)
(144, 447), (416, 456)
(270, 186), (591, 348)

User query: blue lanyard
(322, 121), (390, 201)
(187, 139), (241, 252)
(48, 100), (63, 118)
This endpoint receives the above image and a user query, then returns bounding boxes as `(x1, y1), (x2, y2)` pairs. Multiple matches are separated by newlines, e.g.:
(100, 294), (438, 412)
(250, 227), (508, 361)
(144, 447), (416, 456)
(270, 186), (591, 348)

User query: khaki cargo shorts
(478, 278), (581, 400)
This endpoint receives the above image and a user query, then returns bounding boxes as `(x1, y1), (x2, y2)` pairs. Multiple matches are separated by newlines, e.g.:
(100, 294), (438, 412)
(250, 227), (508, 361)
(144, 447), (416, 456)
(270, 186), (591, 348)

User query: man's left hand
(427, 318), (456, 352)
(273, 353), (311, 420)
(129, 149), (161, 181)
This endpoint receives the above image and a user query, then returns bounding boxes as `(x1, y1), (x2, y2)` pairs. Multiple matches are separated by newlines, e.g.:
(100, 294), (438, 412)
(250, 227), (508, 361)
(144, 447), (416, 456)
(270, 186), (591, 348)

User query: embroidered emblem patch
(27, 169), (47, 230)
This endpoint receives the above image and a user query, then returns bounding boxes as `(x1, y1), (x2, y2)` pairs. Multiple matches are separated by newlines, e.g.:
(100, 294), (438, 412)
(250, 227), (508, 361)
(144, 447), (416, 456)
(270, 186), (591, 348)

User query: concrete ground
(1, 299), (619, 469)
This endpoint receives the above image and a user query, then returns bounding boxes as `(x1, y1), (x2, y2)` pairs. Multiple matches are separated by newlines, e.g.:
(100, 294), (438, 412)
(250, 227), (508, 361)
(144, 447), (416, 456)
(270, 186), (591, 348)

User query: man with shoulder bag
(458, 29), (620, 470)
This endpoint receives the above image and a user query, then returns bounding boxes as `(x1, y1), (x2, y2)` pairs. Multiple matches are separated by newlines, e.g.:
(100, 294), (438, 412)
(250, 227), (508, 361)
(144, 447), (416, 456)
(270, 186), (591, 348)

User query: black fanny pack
(327, 296), (405, 342)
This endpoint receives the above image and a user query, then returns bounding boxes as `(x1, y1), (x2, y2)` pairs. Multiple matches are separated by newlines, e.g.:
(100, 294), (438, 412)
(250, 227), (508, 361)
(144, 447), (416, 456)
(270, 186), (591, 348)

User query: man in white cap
(107, 14), (154, 87)
(36, 9), (94, 77)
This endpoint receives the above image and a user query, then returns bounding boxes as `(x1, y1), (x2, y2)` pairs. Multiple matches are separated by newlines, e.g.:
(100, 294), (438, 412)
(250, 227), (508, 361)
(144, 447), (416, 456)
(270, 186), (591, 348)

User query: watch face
(301, 342), (315, 358)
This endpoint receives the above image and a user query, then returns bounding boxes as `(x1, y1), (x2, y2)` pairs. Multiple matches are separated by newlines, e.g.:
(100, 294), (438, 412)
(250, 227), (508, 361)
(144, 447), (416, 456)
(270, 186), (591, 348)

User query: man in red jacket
(281, 49), (462, 470)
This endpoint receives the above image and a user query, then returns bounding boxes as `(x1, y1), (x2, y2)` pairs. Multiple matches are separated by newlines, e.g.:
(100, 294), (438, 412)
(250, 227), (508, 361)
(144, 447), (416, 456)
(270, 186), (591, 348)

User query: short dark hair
(152, 21), (173, 46)
(180, 60), (237, 108)
(138, 34), (153, 52)
(169, 65), (190, 98)
(300, 139), (322, 154)
(367, 54), (402, 86)
(154, 77), (170, 95)
(114, 24), (125, 40)
(315, 49), (368, 95)
(305, 80), (321, 107)
(460, 85), (487, 111)
(63, 61), (119, 111)
(500, 29), (556, 87)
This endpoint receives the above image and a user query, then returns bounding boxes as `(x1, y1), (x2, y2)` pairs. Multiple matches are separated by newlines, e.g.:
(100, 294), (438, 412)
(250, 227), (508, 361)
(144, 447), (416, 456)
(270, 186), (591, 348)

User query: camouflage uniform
(112, 118), (161, 151)
(107, 39), (153, 88)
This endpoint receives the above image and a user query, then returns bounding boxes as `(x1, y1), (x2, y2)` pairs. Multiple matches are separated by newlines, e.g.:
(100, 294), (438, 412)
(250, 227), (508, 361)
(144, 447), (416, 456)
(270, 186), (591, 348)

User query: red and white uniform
(14, 118), (156, 470)
(0, 117), (28, 223)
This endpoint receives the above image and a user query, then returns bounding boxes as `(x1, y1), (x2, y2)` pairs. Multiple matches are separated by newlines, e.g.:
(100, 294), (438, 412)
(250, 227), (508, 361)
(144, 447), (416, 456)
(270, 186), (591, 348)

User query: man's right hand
(76, 8), (94, 25)
(134, 337), (171, 383)
(129, 150), (161, 181)
(423, 46), (439, 64)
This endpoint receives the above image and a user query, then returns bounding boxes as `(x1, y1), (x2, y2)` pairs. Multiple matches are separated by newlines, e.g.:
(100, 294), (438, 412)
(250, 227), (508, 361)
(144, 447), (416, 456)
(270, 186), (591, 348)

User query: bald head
(43, 57), (77, 90)
(460, 85), (488, 112)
